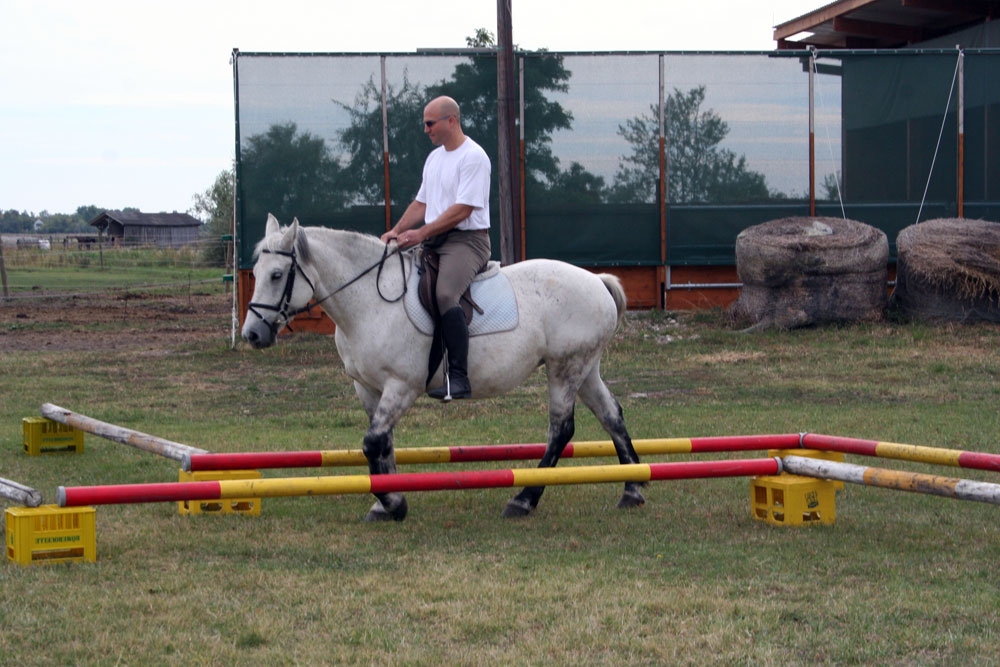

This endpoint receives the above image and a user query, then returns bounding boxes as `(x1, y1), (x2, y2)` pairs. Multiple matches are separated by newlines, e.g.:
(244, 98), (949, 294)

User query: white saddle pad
(403, 252), (519, 337)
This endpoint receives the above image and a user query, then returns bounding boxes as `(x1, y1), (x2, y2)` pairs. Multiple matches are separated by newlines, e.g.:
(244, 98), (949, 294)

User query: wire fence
(0, 235), (231, 301)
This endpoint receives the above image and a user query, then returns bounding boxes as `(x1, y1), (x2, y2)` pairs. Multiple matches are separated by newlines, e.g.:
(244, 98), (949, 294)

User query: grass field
(2, 256), (1000, 664)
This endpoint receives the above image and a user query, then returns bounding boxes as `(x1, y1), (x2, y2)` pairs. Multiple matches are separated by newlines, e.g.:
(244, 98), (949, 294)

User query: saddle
(416, 249), (485, 326)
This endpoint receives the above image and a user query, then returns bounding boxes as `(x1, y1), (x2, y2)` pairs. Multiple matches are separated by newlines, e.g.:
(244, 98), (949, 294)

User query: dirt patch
(0, 290), (234, 352)
(690, 350), (766, 365)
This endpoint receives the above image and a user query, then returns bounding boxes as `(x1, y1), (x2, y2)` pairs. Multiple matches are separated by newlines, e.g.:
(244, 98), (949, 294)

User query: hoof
(364, 496), (408, 522)
(616, 490), (646, 509)
(364, 505), (394, 522)
(501, 498), (534, 518)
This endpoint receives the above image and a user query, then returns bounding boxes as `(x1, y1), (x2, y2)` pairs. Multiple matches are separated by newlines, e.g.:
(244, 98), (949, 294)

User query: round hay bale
(891, 218), (1000, 322)
(730, 216), (888, 330)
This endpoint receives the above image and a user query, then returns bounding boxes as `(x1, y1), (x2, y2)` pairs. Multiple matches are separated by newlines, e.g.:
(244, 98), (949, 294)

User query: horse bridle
(247, 242), (407, 337)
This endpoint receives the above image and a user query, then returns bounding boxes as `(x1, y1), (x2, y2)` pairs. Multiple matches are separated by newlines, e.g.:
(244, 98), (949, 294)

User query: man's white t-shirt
(416, 137), (491, 231)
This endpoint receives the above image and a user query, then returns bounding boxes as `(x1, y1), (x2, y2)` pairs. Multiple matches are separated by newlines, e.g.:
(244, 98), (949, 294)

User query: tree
(5, 206), (95, 234)
(36, 213), (87, 234)
(241, 32), (612, 234)
(821, 172), (843, 201)
(543, 162), (606, 207)
(466, 28), (495, 48)
(192, 167), (235, 265)
(238, 122), (346, 227)
(336, 74), (429, 208)
(611, 85), (772, 204)
(334, 36), (582, 208)
(0, 210), (34, 233)
(426, 47), (575, 201)
(76, 205), (104, 223)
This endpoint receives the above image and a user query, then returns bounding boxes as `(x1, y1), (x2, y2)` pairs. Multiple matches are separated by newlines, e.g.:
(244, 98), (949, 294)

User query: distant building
(89, 210), (202, 248)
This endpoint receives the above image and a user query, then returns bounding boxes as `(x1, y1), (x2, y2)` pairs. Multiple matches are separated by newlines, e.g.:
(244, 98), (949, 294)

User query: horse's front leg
(355, 380), (418, 522)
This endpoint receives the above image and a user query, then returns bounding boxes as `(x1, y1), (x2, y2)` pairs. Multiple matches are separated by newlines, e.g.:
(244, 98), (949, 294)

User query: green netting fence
(233, 48), (1000, 272)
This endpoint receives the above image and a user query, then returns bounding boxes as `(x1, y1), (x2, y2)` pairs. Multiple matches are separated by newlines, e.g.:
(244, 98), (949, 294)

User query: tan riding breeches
(425, 229), (492, 313)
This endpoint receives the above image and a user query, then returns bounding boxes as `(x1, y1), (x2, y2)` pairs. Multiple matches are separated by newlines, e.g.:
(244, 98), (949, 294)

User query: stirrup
(428, 374), (471, 402)
(427, 373), (453, 402)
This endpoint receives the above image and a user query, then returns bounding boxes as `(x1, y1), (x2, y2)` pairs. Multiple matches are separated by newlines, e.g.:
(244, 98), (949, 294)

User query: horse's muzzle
(242, 319), (276, 349)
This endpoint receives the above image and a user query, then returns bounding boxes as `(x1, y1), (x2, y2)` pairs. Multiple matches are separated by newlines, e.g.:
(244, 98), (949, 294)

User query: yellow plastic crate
(751, 474), (837, 527)
(23, 417), (84, 455)
(177, 469), (262, 516)
(6, 505), (96, 565)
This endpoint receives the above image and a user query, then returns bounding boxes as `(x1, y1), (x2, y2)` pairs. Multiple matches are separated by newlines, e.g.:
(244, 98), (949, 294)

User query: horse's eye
(270, 270), (283, 281)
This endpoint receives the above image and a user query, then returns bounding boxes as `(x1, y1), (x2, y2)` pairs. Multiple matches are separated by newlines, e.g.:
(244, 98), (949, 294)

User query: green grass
(2, 280), (1000, 664)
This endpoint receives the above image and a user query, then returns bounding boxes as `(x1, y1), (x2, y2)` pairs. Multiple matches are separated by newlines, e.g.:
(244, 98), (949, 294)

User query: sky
(0, 0), (811, 217)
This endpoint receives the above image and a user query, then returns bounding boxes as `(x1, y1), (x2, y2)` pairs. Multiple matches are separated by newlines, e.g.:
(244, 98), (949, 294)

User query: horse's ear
(278, 218), (298, 251)
(266, 213), (280, 236)
(291, 219), (311, 262)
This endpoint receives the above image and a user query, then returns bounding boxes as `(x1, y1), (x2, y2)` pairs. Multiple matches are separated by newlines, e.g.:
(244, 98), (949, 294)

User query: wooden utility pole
(496, 0), (521, 264)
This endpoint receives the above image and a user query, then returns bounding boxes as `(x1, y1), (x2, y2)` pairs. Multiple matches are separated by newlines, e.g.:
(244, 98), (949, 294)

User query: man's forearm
(421, 203), (476, 238)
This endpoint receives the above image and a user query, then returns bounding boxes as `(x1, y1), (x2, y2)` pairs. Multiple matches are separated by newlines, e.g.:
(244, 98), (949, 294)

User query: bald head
(426, 96), (460, 120)
(423, 96), (465, 150)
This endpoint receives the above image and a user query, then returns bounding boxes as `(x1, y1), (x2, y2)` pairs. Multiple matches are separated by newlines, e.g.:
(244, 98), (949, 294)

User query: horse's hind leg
(578, 368), (646, 509)
(502, 372), (577, 518)
(501, 413), (574, 518)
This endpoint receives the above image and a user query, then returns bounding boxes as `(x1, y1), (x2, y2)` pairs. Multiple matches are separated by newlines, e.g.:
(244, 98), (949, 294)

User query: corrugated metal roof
(774, 0), (1000, 50)
(89, 211), (201, 228)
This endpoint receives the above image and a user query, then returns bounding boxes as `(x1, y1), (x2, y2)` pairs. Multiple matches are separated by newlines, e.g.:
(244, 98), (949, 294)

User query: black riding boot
(428, 306), (472, 401)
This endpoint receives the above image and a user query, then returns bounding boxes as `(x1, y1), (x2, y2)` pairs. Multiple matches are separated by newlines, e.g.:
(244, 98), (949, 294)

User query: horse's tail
(598, 273), (628, 329)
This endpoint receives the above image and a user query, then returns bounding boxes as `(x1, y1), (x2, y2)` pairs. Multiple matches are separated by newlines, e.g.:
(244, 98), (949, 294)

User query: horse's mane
(254, 225), (383, 264)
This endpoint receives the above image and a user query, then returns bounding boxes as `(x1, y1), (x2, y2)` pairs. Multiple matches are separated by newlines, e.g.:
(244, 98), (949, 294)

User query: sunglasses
(424, 115), (453, 128)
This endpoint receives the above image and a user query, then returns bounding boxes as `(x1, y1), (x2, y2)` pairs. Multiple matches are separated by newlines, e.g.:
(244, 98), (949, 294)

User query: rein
(247, 241), (406, 336)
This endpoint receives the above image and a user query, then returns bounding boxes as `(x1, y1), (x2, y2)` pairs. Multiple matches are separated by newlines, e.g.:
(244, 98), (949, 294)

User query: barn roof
(89, 210), (202, 229)
(774, 0), (1000, 50)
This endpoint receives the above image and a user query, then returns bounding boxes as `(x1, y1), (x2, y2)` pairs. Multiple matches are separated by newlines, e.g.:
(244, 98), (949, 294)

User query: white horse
(242, 214), (645, 521)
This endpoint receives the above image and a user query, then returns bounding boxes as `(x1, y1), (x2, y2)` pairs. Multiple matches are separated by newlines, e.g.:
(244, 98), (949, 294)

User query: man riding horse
(380, 95), (491, 401)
